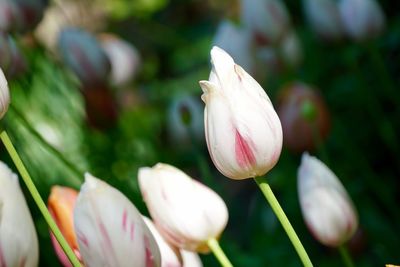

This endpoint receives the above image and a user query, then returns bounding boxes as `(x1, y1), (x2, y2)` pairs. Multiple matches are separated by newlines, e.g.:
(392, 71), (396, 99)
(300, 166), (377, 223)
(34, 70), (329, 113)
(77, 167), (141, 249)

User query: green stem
(207, 238), (233, 267)
(0, 130), (82, 267)
(9, 104), (82, 186)
(338, 244), (355, 267)
(254, 176), (313, 267)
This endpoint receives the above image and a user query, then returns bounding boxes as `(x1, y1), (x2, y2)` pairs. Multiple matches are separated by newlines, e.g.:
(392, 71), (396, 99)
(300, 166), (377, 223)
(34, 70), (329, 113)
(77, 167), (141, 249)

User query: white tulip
(0, 161), (39, 267)
(339, 0), (385, 41)
(167, 94), (204, 146)
(100, 34), (141, 87)
(0, 68), (10, 119)
(213, 20), (254, 73)
(241, 0), (291, 45)
(303, 0), (344, 40)
(138, 163), (228, 253)
(199, 46), (283, 180)
(298, 153), (358, 247)
(74, 173), (161, 267)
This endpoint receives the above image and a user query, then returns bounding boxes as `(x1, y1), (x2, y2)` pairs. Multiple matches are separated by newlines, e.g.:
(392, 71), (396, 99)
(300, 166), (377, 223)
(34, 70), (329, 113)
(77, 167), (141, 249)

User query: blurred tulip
(280, 30), (303, 68)
(48, 186), (82, 267)
(143, 216), (182, 267)
(138, 163), (228, 253)
(338, 0), (385, 41)
(213, 20), (254, 73)
(181, 250), (203, 267)
(82, 86), (118, 130)
(6, 36), (27, 78)
(99, 34), (141, 87)
(0, 33), (13, 72)
(241, 0), (291, 45)
(74, 173), (161, 267)
(199, 46), (282, 180)
(0, 68), (10, 120)
(0, 161), (39, 267)
(0, 0), (45, 33)
(167, 94), (204, 146)
(57, 27), (111, 86)
(303, 0), (344, 40)
(277, 82), (330, 153)
(35, 1), (107, 51)
(298, 153), (358, 247)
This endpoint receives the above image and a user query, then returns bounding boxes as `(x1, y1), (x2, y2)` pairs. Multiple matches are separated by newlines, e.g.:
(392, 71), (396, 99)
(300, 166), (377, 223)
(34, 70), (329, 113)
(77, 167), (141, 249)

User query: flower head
(0, 161), (39, 267)
(200, 46), (282, 179)
(74, 173), (161, 267)
(298, 153), (358, 247)
(138, 163), (228, 253)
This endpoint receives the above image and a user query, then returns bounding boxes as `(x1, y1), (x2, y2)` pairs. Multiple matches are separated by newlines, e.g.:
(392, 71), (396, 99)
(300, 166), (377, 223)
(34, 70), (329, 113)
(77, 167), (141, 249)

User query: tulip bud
(241, 0), (291, 45)
(298, 153), (358, 247)
(74, 173), (161, 267)
(303, 0), (344, 40)
(57, 28), (111, 86)
(143, 217), (182, 267)
(0, 68), (10, 120)
(199, 46), (283, 180)
(338, 0), (385, 41)
(167, 94), (204, 146)
(280, 30), (303, 68)
(138, 163), (228, 253)
(99, 34), (141, 87)
(277, 82), (330, 153)
(48, 186), (82, 267)
(212, 20), (254, 73)
(0, 161), (39, 267)
(0, 0), (45, 33)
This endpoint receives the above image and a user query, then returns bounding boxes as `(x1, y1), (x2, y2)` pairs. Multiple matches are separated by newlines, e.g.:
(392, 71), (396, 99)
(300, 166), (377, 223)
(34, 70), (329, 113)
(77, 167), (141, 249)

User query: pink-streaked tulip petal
(0, 68), (10, 119)
(74, 173), (161, 267)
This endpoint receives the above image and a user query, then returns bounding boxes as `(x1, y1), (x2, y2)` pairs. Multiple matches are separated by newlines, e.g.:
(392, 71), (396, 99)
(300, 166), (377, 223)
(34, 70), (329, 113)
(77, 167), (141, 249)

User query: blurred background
(1, 0), (400, 266)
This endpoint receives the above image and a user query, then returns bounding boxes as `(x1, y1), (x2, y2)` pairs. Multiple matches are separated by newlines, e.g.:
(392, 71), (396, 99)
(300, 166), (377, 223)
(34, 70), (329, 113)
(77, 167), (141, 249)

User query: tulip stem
(254, 177), (313, 267)
(207, 238), (234, 267)
(338, 244), (355, 267)
(9, 104), (82, 187)
(0, 130), (83, 267)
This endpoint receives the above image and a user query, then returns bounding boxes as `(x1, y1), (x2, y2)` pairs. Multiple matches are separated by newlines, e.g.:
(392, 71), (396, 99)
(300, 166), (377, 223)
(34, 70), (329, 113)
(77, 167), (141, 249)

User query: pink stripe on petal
(235, 130), (256, 168)
(144, 235), (154, 267)
(130, 222), (135, 241)
(122, 209), (128, 231)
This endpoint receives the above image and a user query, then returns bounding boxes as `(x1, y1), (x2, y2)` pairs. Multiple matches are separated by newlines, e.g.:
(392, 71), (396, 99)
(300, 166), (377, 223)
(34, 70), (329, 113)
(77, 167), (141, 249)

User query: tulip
(338, 0), (385, 41)
(57, 28), (111, 86)
(0, 0), (45, 33)
(48, 186), (82, 267)
(199, 46), (283, 180)
(138, 163), (228, 253)
(280, 30), (303, 68)
(167, 94), (204, 146)
(277, 82), (330, 153)
(0, 68), (10, 120)
(143, 216), (182, 267)
(212, 20), (254, 73)
(241, 0), (291, 45)
(0, 161), (39, 267)
(74, 173), (161, 267)
(99, 34), (141, 87)
(298, 153), (358, 247)
(303, 0), (344, 40)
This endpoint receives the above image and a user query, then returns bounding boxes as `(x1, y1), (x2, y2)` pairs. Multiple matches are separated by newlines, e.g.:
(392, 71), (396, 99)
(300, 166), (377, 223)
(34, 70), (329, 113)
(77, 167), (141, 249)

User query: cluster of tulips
(1, 44), (370, 267)
(0, 0), (397, 267)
